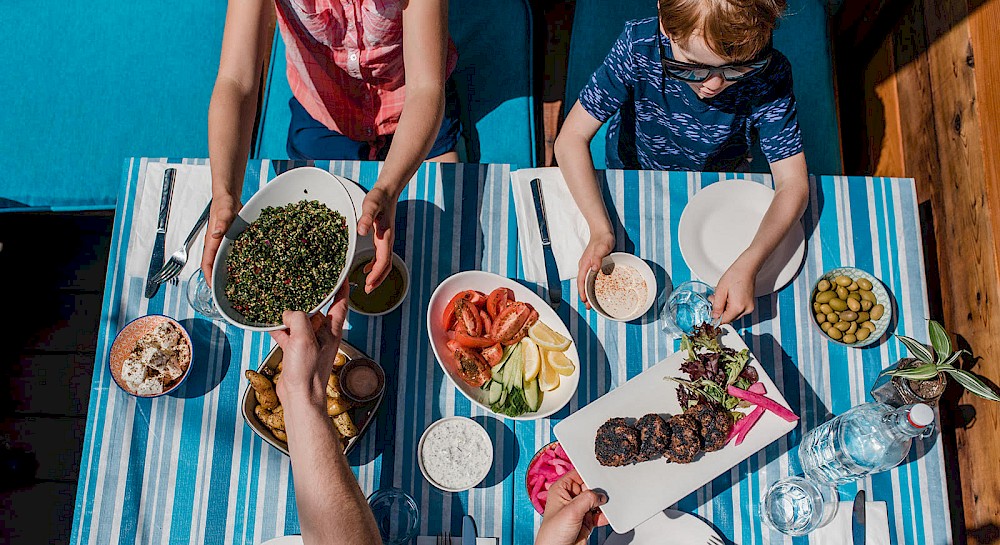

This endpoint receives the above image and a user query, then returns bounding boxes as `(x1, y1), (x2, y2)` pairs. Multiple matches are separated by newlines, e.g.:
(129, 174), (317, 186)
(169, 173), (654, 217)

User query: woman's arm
(358, 0), (451, 292)
(202, 0), (275, 284)
(554, 103), (616, 308)
(711, 152), (809, 323)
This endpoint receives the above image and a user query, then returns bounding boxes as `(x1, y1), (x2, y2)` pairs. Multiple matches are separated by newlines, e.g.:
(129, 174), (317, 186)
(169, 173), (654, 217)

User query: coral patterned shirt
(274, 0), (458, 143)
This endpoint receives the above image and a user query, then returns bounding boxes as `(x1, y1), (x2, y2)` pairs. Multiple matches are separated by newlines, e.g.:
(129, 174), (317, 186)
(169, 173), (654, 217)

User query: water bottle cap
(907, 404), (934, 428)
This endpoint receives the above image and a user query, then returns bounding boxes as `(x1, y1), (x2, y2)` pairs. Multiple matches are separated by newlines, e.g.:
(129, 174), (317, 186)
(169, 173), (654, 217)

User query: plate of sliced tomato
(427, 271), (581, 420)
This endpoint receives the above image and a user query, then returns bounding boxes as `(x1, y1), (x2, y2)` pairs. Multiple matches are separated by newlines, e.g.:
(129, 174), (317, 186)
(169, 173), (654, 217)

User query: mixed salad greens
(669, 324), (760, 411)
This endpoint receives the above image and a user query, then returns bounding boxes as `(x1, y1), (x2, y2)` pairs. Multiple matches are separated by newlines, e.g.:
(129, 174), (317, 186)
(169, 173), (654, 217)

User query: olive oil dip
(419, 417), (493, 491)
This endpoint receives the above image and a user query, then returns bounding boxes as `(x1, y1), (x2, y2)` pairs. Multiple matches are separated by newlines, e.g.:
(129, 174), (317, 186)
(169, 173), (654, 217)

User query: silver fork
(707, 535), (724, 545)
(436, 531), (451, 545)
(150, 201), (212, 285)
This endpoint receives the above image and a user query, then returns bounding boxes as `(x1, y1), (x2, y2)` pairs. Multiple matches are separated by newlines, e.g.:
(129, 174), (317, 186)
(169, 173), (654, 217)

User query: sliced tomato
(480, 310), (493, 334)
(481, 343), (504, 367)
(446, 340), (492, 387)
(452, 331), (497, 348)
(491, 302), (532, 344)
(468, 290), (488, 307)
(504, 309), (539, 346)
(454, 299), (483, 336)
(486, 288), (515, 319)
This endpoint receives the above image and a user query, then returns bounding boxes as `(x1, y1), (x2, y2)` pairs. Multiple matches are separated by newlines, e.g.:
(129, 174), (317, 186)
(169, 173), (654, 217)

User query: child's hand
(711, 255), (758, 324)
(577, 231), (615, 309)
(358, 186), (397, 294)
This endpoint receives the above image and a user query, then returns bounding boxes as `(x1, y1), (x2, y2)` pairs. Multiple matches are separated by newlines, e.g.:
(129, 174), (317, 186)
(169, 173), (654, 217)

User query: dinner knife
(529, 178), (562, 310)
(144, 168), (176, 298)
(461, 514), (477, 545)
(852, 489), (866, 545)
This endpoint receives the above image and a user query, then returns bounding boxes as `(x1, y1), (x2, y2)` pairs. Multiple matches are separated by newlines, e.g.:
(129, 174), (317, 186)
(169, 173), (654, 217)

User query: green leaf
(940, 368), (1000, 402)
(884, 362), (940, 380)
(927, 320), (952, 363)
(896, 335), (935, 363)
(939, 349), (967, 369)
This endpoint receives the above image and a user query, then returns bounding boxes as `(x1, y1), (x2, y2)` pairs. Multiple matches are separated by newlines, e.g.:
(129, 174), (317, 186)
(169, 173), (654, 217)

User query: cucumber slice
(488, 380), (503, 404)
(524, 378), (541, 411)
(491, 363), (504, 382)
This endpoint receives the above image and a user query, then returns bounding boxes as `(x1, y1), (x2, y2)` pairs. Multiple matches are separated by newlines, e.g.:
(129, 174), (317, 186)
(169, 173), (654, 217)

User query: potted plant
(870, 320), (1000, 407)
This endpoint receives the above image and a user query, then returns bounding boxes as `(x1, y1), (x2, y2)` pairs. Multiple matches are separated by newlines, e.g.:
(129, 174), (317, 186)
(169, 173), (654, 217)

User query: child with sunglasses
(555, 0), (809, 325)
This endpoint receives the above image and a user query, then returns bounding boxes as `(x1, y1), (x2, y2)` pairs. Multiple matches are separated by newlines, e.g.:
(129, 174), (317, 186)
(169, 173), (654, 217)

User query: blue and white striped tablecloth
(73, 161), (951, 544)
(510, 171), (951, 545)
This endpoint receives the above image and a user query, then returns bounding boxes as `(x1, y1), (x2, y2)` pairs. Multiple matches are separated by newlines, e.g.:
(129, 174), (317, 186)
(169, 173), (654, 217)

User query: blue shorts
(287, 80), (462, 161)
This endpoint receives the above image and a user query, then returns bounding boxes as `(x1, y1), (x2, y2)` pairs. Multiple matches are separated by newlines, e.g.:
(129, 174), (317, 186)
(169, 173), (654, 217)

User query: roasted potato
(327, 374), (341, 399)
(255, 404), (285, 431)
(333, 412), (358, 438)
(271, 428), (288, 442)
(246, 370), (279, 410)
(326, 396), (352, 417)
(334, 351), (347, 368)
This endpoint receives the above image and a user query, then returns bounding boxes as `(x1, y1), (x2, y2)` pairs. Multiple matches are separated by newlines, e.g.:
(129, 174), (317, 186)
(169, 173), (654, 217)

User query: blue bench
(564, 0), (842, 174)
(256, 0), (537, 169)
(0, 2), (227, 212)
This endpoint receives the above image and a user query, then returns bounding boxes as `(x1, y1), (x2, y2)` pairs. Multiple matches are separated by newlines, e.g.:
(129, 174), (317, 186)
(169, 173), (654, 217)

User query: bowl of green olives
(811, 267), (891, 347)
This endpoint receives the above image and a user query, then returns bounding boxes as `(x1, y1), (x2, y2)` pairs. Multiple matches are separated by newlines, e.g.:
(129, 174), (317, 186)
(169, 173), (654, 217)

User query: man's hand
(535, 470), (609, 545)
(711, 254), (759, 324)
(357, 187), (398, 294)
(577, 230), (615, 309)
(269, 285), (350, 405)
(201, 199), (241, 287)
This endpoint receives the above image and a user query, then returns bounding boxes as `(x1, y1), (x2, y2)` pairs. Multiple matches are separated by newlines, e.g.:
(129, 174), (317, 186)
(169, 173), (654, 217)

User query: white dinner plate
(426, 271), (581, 421)
(553, 325), (797, 533)
(678, 180), (805, 297)
(259, 536), (303, 545)
(603, 509), (722, 545)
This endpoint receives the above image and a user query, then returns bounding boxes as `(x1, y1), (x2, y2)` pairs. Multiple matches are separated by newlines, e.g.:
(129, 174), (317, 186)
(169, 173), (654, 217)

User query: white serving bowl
(212, 166), (358, 331)
(584, 252), (657, 322)
(426, 270), (581, 421)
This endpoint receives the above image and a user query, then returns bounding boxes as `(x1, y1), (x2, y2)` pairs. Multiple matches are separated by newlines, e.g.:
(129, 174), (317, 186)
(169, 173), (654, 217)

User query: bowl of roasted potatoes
(242, 340), (386, 455)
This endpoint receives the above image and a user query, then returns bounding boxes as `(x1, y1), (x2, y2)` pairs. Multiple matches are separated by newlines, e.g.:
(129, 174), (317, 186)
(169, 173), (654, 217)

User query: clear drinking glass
(186, 270), (223, 319)
(760, 476), (839, 536)
(368, 488), (420, 545)
(659, 280), (718, 337)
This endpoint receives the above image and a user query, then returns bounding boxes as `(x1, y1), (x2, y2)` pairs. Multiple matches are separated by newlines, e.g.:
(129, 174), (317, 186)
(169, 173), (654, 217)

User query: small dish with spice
(337, 357), (385, 404)
(585, 253), (657, 322)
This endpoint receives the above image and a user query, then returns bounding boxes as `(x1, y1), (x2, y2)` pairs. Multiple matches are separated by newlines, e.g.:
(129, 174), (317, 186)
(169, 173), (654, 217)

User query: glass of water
(760, 476), (839, 536)
(659, 280), (718, 337)
(368, 488), (420, 545)
(186, 270), (223, 320)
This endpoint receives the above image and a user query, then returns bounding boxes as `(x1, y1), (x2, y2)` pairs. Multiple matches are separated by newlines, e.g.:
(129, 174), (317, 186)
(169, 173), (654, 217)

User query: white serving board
(553, 325), (798, 533)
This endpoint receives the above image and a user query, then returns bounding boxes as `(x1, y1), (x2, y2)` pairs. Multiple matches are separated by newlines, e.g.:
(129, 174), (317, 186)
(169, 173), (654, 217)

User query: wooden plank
(3, 354), (94, 417)
(0, 416), (87, 482)
(968, 0), (1000, 270)
(0, 481), (77, 544)
(921, 0), (1000, 540)
(0, 212), (112, 292)
(12, 292), (103, 353)
(866, 33), (905, 176)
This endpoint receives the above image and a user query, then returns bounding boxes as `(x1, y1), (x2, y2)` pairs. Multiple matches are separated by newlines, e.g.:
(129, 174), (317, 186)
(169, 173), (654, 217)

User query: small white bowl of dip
(585, 253), (657, 322)
(417, 416), (494, 493)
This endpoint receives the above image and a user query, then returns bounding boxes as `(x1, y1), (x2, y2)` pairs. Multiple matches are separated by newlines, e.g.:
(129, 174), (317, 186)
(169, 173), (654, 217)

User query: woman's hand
(536, 470), (609, 545)
(577, 230), (615, 308)
(357, 186), (398, 294)
(201, 199), (241, 286)
(711, 254), (759, 324)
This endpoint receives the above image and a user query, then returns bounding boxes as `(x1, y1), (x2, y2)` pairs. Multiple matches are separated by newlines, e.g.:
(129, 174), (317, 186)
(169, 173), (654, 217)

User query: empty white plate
(678, 180), (805, 297)
(603, 509), (723, 545)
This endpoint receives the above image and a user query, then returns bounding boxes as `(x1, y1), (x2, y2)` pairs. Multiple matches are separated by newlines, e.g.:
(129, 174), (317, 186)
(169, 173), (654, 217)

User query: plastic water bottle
(798, 403), (934, 485)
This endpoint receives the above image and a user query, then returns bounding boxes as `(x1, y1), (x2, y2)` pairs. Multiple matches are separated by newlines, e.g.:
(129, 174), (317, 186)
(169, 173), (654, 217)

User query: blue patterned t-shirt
(579, 17), (804, 171)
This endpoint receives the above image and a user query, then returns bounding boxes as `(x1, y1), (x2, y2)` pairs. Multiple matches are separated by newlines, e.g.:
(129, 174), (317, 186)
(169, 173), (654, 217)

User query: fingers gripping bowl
(212, 167), (358, 332)
(427, 271), (581, 421)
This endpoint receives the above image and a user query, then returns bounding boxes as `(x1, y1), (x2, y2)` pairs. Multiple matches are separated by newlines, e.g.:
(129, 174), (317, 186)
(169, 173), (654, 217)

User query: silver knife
(461, 514), (477, 545)
(529, 178), (562, 309)
(852, 489), (866, 545)
(144, 168), (176, 298)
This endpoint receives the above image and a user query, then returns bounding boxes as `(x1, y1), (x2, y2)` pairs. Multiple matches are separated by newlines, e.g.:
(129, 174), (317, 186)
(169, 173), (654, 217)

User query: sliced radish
(732, 406), (766, 445)
(748, 382), (767, 395)
(727, 385), (799, 422)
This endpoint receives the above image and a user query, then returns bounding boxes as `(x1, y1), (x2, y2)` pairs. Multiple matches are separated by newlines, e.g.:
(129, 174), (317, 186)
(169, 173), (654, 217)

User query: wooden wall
(834, 0), (1000, 541)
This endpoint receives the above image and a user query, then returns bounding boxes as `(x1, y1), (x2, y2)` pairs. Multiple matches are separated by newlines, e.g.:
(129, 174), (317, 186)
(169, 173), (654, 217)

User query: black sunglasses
(657, 30), (771, 83)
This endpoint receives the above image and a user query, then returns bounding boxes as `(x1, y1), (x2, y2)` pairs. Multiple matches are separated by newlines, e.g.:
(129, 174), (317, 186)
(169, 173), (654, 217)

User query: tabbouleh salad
(225, 199), (349, 324)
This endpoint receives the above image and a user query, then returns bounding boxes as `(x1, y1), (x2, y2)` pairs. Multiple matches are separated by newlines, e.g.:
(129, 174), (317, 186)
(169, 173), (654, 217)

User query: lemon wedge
(528, 321), (572, 352)
(538, 353), (561, 391)
(545, 349), (576, 376)
(522, 338), (541, 382)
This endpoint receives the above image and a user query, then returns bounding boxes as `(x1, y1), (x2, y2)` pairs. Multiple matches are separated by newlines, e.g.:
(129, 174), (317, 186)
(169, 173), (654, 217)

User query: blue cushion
(257, 0), (536, 168)
(564, 0), (841, 174)
(0, 2), (226, 211)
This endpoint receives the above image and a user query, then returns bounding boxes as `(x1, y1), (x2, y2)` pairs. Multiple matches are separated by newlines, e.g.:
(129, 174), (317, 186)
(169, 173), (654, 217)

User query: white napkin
(811, 501), (890, 544)
(510, 167), (590, 284)
(125, 162), (213, 280)
(415, 537), (497, 545)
